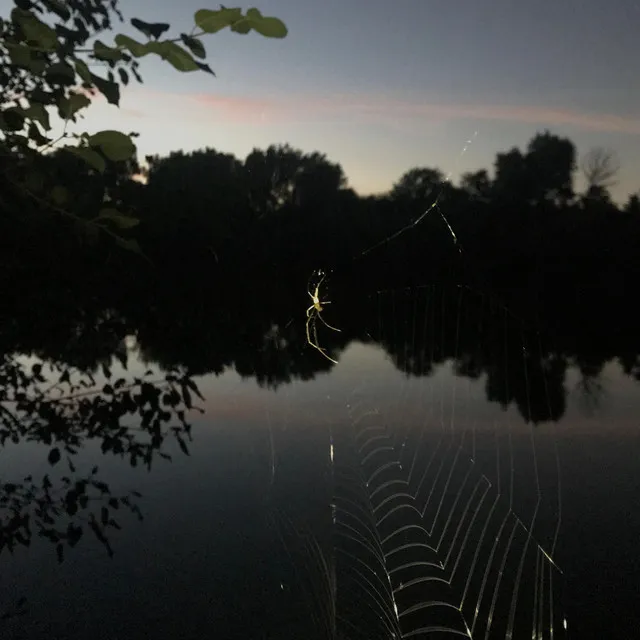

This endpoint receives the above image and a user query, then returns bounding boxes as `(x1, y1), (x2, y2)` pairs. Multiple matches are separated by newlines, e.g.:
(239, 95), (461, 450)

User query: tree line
(3, 128), (638, 296)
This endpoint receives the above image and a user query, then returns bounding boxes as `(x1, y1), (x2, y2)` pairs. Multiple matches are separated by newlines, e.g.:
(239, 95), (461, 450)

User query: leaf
(67, 524), (83, 546)
(58, 93), (91, 120)
(41, 0), (71, 20)
(196, 61), (215, 76)
(44, 62), (76, 87)
(230, 19), (251, 35)
(93, 40), (123, 62)
(114, 34), (150, 58)
(194, 8), (243, 33)
(118, 68), (129, 85)
(50, 185), (68, 205)
(115, 237), (145, 257)
(131, 18), (170, 40)
(13, 8), (58, 50)
(150, 41), (199, 72)
(176, 435), (190, 456)
(74, 59), (91, 83)
(7, 43), (31, 67)
(48, 448), (61, 466)
(88, 130), (136, 161)
(27, 57), (47, 75)
(2, 108), (25, 131)
(90, 73), (120, 106)
(250, 16), (288, 38)
(186, 379), (205, 400)
(19, 103), (50, 130)
(95, 209), (140, 229)
(28, 122), (48, 147)
(88, 516), (113, 557)
(65, 146), (106, 173)
(180, 34), (206, 59)
(91, 481), (110, 494)
(181, 384), (192, 409)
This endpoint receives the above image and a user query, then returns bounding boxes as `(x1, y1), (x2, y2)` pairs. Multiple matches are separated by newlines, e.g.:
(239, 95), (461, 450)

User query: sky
(4, 0), (640, 200)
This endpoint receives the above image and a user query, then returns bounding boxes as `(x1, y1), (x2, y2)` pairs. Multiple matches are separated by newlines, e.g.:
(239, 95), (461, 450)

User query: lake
(1, 283), (638, 639)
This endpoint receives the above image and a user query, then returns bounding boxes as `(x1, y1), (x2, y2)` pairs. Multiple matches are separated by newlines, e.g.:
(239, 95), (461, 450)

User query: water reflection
(1, 284), (638, 638)
(0, 355), (199, 608)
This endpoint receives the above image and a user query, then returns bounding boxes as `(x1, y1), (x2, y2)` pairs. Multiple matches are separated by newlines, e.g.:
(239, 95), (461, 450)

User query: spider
(306, 270), (340, 364)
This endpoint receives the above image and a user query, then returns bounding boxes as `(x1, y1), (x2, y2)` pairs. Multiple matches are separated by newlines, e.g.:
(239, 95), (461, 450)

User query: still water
(1, 286), (639, 639)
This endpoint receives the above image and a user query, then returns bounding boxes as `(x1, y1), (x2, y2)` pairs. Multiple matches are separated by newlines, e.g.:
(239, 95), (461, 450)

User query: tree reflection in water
(0, 279), (636, 638)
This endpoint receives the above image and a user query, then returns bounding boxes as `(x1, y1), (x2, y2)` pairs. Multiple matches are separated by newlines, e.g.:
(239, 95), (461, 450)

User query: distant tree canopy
(137, 144), (351, 263)
(391, 167), (445, 204)
(580, 147), (621, 208)
(493, 131), (576, 207)
(459, 169), (492, 204)
(0, 1), (637, 293)
(582, 147), (620, 191)
(5, 118), (638, 286)
(625, 194), (640, 215)
(2, 0), (637, 277)
(241, 145), (347, 215)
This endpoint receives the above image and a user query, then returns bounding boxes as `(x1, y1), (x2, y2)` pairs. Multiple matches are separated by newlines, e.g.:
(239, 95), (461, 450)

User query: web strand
(329, 284), (566, 638)
(359, 131), (478, 258)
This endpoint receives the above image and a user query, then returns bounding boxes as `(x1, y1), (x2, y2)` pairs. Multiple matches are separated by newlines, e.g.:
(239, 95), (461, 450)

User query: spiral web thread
(329, 284), (565, 639)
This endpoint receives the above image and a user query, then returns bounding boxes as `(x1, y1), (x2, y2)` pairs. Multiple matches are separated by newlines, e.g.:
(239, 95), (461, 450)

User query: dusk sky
(7, 0), (640, 200)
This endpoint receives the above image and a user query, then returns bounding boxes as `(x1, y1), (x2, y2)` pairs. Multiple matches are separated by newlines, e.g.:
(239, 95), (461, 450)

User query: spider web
(331, 284), (565, 639)
(277, 283), (566, 639)
(358, 131), (478, 259)
(294, 129), (565, 639)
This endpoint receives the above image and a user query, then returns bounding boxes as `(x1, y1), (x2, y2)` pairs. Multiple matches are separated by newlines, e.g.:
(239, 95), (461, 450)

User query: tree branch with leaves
(0, 0), (288, 253)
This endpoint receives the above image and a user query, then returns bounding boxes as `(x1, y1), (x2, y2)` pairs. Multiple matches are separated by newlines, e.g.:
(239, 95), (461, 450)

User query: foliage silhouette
(0, 0), (288, 247)
(0, 353), (202, 565)
(1, 3), (636, 637)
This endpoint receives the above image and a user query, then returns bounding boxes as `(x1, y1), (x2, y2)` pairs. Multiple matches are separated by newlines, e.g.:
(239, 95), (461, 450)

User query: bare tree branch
(581, 147), (620, 189)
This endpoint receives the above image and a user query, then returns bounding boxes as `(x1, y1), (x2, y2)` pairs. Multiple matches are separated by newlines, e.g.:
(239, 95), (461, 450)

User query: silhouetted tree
(493, 132), (576, 208)
(292, 151), (346, 209)
(624, 194), (640, 215)
(581, 147), (620, 191)
(493, 147), (530, 205)
(143, 147), (249, 262)
(390, 167), (444, 205)
(460, 169), (492, 203)
(525, 130), (576, 207)
(244, 144), (303, 216)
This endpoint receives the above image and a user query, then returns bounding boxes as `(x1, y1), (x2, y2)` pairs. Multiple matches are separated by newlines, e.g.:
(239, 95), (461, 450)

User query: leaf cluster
(0, 0), (288, 249)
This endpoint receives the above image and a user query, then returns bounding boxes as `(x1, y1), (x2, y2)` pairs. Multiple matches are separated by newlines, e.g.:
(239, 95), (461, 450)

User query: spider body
(306, 271), (340, 363)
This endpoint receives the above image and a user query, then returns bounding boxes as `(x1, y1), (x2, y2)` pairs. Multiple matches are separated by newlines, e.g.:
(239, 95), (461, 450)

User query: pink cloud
(182, 91), (640, 135)
(188, 93), (276, 123)
(102, 85), (640, 134)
